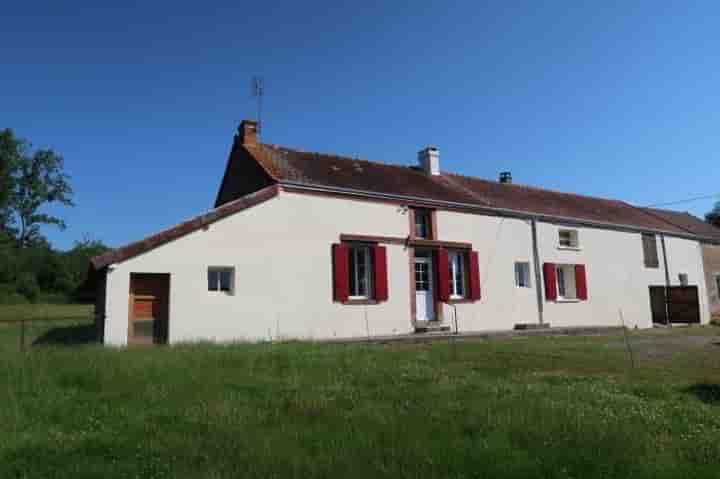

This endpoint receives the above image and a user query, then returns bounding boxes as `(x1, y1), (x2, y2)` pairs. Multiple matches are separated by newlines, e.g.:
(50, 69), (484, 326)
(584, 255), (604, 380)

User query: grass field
(0, 303), (92, 321)
(0, 307), (719, 478)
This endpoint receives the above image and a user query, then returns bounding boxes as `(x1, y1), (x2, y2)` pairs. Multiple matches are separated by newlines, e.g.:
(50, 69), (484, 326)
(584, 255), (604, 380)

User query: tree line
(0, 129), (108, 304)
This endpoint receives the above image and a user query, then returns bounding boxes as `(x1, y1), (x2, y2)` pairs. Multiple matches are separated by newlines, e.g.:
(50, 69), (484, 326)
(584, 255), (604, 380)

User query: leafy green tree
(0, 129), (73, 246)
(0, 129), (22, 236)
(62, 237), (110, 299)
(15, 272), (40, 302)
(707, 201), (720, 228)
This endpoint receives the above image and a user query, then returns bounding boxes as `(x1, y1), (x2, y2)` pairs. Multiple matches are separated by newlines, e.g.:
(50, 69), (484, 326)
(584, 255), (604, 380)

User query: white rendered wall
(103, 190), (711, 345)
(536, 223), (709, 328)
(435, 211), (538, 332)
(104, 191), (414, 345)
(663, 235), (710, 325)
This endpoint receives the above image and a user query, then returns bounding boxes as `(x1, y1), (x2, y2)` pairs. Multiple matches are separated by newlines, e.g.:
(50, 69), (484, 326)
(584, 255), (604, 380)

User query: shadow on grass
(683, 383), (720, 405)
(32, 324), (98, 347)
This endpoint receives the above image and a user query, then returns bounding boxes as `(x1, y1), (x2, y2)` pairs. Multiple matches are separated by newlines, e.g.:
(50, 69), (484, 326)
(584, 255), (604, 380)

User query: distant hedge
(0, 235), (108, 304)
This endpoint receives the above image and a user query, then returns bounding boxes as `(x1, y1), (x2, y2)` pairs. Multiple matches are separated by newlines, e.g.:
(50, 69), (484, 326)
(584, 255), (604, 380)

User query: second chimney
(499, 171), (512, 184)
(418, 147), (440, 176)
(237, 120), (258, 146)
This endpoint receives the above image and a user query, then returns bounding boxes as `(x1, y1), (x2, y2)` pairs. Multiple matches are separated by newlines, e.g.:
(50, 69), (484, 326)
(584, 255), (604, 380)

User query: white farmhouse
(91, 121), (719, 345)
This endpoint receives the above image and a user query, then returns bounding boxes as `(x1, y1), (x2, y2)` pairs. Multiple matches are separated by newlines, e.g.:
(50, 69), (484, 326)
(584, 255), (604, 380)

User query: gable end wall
(214, 145), (274, 207)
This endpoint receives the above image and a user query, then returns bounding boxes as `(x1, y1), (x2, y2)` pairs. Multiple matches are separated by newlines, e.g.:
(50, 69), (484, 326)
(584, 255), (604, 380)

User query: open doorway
(128, 273), (170, 345)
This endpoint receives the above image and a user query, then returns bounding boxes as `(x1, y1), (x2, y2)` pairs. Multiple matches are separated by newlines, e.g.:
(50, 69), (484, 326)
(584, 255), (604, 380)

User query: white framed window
(449, 251), (466, 298)
(414, 209), (431, 239)
(349, 245), (373, 298)
(208, 267), (234, 294)
(515, 262), (531, 288)
(678, 273), (689, 286)
(558, 229), (579, 249)
(556, 264), (577, 300)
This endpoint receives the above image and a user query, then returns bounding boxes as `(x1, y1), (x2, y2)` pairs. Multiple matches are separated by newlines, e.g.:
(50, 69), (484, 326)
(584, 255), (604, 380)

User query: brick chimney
(418, 147), (440, 176)
(237, 120), (258, 146)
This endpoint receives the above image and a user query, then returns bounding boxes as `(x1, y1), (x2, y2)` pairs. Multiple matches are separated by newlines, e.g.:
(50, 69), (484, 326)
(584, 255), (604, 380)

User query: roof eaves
(279, 181), (702, 240)
(91, 184), (280, 270)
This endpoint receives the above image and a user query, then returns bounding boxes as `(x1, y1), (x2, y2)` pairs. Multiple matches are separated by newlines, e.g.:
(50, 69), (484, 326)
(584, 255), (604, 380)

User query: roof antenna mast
(251, 76), (264, 139)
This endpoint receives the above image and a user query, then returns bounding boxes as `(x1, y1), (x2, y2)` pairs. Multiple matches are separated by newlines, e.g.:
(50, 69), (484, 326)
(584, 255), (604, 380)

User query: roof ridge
(443, 171), (630, 205)
(260, 143), (419, 171)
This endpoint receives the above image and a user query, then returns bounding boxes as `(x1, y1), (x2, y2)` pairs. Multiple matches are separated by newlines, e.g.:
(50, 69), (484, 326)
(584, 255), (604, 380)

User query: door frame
(128, 273), (171, 345)
(409, 248), (440, 325)
(414, 255), (435, 322)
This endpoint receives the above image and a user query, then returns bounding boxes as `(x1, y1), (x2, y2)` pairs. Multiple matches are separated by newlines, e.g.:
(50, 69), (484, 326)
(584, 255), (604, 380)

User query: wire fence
(0, 315), (97, 353)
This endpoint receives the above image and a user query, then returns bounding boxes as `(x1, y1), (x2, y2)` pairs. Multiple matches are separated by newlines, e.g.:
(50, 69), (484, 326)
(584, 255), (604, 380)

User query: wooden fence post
(20, 320), (26, 352)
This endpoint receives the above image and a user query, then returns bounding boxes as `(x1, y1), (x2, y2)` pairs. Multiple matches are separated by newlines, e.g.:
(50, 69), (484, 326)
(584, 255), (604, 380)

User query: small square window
(515, 262), (531, 288)
(208, 267), (234, 294)
(558, 229), (579, 249)
(678, 273), (689, 286)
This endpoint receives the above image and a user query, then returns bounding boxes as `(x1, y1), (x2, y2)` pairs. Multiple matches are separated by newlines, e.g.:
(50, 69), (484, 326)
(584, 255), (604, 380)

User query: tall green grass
(1, 330), (719, 478)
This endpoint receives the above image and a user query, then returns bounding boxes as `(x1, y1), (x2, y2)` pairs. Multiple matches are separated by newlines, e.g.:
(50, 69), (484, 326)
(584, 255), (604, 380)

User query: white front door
(415, 256), (435, 321)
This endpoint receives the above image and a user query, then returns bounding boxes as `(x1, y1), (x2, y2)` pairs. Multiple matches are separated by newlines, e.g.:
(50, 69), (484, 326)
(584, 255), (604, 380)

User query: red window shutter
(468, 250), (481, 301)
(575, 264), (588, 300)
(332, 243), (349, 302)
(435, 248), (450, 301)
(543, 263), (557, 300)
(372, 245), (388, 302)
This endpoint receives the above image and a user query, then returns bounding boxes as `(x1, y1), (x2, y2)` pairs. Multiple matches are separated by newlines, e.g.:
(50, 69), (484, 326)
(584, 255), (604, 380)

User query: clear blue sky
(3, 1), (719, 250)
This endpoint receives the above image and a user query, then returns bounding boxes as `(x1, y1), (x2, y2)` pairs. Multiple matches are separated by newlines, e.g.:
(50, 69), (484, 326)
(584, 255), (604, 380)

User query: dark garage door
(649, 286), (701, 324)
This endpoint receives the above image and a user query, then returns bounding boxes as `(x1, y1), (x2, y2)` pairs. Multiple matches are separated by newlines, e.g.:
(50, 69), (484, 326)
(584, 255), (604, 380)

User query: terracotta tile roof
(441, 173), (689, 233)
(248, 144), (692, 235)
(251, 144), (475, 204)
(639, 207), (720, 242)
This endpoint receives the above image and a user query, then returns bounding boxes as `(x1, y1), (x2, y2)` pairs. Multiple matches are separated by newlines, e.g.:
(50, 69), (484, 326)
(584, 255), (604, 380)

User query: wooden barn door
(649, 286), (667, 324)
(129, 273), (170, 345)
(648, 285), (701, 325)
(667, 286), (701, 324)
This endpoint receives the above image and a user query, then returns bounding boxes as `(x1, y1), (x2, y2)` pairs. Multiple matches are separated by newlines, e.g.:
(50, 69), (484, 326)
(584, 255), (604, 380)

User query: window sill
(343, 299), (378, 305)
(557, 246), (581, 251)
(446, 297), (474, 304)
(555, 298), (581, 303)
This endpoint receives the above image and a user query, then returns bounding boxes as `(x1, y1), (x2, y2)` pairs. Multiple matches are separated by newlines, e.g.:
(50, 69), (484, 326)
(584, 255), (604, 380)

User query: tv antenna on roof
(251, 76), (264, 138)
